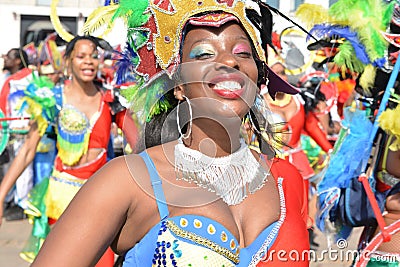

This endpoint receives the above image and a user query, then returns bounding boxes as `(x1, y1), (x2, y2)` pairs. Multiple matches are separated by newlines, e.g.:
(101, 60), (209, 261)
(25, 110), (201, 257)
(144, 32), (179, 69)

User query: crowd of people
(0, 0), (399, 266)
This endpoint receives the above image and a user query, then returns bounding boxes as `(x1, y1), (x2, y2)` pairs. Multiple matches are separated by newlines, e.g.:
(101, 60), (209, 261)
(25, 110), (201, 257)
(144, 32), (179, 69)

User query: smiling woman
(30, 1), (309, 266)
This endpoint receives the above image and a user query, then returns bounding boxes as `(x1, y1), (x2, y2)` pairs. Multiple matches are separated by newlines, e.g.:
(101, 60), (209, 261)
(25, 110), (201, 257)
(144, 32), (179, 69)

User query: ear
(174, 84), (185, 101)
(15, 57), (22, 66)
(65, 61), (72, 75)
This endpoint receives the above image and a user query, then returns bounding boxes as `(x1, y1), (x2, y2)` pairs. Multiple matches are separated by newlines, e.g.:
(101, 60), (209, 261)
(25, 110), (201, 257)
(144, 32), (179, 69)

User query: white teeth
(82, 69), (94, 75)
(213, 81), (241, 91)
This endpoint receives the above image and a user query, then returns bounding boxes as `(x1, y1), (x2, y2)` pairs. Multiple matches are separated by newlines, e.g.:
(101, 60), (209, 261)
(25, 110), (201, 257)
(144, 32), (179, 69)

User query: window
(292, 0), (304, 11)
(268, 0), (280, 9)
(329, 0), (338, 5)
(37, 0), (51, 5)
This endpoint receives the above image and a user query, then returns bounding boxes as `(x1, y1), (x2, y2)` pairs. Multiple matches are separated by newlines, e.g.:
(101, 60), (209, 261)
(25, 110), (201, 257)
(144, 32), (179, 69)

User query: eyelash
(194, 52), (214, 59)
(235, 51), (252, 57)
(194, 51), (252, 60)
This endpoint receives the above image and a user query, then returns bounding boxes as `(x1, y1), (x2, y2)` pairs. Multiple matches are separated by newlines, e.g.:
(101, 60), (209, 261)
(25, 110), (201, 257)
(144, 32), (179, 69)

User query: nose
(83, 55), (95, 64)
(215, 52), (240, 71)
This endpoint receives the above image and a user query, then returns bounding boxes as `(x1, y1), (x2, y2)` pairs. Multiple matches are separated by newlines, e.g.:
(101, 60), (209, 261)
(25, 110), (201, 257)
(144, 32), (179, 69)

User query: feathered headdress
(296, 0), (395, 92)
(51, 0), (301, 123)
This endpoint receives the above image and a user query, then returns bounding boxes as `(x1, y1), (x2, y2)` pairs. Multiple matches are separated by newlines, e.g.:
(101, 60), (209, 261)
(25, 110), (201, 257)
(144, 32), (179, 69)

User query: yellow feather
(81, 5), (118, 36)
(295, 4), (331, 29)
(50, 0), (74, 42)
(359, 64), (376, 96)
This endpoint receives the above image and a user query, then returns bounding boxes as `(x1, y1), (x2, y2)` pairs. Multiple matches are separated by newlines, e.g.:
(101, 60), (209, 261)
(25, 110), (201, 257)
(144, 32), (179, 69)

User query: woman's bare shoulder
(100, 154), (154, 183)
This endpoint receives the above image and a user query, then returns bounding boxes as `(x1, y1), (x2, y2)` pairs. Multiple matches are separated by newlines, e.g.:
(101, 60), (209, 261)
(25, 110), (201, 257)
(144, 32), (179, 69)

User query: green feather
(383, 1), (396, 28)
(112, 0), (150, 28)
(120, 80), (144, 105)
(334, 41), (365, 73)
(121, 76), (173, 123)
(329, 0), (394, 67)
(32, 73), (55, 90)
(329, 0), (355, 23)
(146, 79), (172, 121)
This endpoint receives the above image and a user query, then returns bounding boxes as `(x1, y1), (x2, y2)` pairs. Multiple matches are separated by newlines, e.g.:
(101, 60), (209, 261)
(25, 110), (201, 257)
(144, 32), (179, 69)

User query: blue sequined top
(122, 151), (285, 267)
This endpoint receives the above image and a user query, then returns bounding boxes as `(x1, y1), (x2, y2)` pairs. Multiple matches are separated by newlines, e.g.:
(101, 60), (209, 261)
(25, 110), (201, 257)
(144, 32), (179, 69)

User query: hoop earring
(176, 95), (192, 139)
(248, 110), (261, 135)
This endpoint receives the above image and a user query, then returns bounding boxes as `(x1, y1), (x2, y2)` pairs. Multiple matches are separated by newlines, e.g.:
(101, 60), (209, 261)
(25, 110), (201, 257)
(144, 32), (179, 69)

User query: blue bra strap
(138, 151), (169, 220)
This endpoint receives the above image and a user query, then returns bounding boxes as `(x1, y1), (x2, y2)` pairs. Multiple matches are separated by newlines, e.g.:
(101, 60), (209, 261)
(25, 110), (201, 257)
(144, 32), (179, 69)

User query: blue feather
(114, 43), (140, 85)
(8, 90), (25, 102)
(373, 57), (386, 68)
(309, 24), (370, 64)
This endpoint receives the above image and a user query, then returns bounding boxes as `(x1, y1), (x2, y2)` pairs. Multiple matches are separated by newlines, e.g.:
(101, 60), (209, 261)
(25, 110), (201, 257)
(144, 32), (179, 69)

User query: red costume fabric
(280, 97), (332, 180)
(0, 68), (32, 114)
(258, 157), (310, 266)
(284, 98), (332, 153)
(54, 96), (129, 179)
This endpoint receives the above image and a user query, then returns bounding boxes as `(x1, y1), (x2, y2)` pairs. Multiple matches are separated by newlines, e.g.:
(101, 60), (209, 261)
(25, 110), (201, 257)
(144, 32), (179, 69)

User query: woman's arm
(0, 121), (41, 224)
(114, 109), (139, 152)
(31, 156), (138, 267)
(386, 144), (400, 179)
(304, 111), (333, 153)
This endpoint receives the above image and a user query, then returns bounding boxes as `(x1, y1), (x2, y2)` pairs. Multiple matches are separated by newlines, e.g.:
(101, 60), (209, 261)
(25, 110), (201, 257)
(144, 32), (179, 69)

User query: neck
(9, 66), (21, 75)
(266, 93), (292, 108)
(69, 78), (98, 96)
(182, 118), (242, 157)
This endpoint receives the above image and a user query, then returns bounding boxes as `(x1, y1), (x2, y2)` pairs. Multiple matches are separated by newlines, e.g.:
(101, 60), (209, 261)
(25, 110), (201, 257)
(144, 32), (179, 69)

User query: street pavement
(0, 217), (363, 267)
(1, 219), (31, 267)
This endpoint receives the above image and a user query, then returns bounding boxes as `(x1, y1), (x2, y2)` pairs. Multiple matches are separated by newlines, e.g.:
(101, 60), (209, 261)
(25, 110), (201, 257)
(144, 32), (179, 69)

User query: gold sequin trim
(166, 220), (240, 264)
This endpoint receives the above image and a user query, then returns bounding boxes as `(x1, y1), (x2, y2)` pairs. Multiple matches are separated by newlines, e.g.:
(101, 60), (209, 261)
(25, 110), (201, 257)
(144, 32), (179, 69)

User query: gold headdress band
(148, 0), (266, 69)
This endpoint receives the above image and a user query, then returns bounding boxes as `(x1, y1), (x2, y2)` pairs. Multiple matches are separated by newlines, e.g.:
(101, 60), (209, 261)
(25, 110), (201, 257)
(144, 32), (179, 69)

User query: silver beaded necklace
(174, 138), (269, 206)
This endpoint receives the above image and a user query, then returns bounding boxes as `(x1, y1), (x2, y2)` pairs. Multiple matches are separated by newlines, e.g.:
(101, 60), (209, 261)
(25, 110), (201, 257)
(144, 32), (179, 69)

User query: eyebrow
(190, 35), (249, 46)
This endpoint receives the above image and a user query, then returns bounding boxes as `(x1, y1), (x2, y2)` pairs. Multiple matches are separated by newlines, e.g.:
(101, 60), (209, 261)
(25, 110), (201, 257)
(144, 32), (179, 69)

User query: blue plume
(114, 43), (140, 85)
(309, 24), (370, 64)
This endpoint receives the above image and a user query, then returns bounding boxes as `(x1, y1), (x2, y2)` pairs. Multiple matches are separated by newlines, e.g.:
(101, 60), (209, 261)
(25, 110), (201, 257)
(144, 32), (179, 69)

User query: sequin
(193, 219), (202, 229)
(221, 231), (228, 242)
(180, 218), (188, 228)
(207, 224), (216, 235)
(230, 239), (236, 250)
(166, 220), (239, 263)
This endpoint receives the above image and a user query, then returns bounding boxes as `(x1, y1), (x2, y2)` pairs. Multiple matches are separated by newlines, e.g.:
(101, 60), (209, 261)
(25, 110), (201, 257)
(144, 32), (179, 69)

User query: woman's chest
(123, 185), (283, 267)
(132, 180), (281, 247)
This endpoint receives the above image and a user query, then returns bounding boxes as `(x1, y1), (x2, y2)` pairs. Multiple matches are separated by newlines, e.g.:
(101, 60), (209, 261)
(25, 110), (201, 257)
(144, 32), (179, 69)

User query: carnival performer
(0, 35), (138, 266)
(30, 0), (310, 266)
(354, 7), (400, 264)
(299, 3), (400, 264)
(262, 61), (333, 180)
(0, 48), (34, 221)
(362, 106), (400, 266)
(260, 60), (333, 250)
